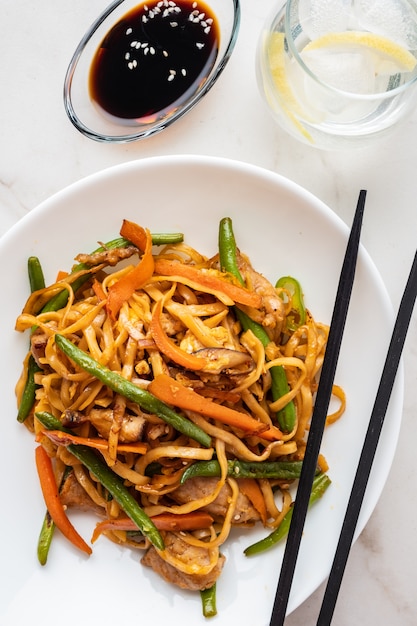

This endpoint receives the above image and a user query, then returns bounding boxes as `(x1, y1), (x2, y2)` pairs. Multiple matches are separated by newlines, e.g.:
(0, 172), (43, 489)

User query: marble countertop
(1, 0), (416, 624)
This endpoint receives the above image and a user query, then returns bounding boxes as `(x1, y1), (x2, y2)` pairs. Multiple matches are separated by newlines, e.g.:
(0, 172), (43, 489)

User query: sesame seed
(150, 46), (156, 54)
(163, 50), (169, 57)
(125, 52), (130, 60)
(170, 21), (178, 27)
(204, 26), (211, 34)
(196, 42), (205, 49)
(126, 27), (133, 35)
(181, 68), (187, 76)
(167, 74), (174, 81)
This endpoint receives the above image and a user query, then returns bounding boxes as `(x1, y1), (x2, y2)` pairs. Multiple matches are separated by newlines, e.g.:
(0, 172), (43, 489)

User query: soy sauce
(89, 0), (219, 123)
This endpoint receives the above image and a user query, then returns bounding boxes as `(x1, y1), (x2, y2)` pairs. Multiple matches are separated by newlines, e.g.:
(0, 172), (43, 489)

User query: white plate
(0, 155), (402, 625)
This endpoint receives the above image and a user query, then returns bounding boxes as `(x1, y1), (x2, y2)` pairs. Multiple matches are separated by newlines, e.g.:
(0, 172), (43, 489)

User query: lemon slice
(267, 32), (313, 141)
(303, 31), (417, 75)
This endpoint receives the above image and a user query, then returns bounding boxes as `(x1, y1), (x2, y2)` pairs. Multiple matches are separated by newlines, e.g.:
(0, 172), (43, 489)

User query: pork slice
(171, 476), (260, 524)
(141, 532), (225, 591)
(60, 471), (103, 515)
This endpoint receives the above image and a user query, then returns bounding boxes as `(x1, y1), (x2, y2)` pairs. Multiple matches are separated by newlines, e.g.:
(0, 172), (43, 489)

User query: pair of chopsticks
(270, 190), (417, 625)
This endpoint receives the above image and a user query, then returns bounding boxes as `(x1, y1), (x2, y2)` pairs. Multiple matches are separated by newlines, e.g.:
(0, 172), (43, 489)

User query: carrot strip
(91, 511), (214, 542)
(106, 221), (154, 319)
(238, 477), (268, 525)
(150, 299), (209, 371)
(40, 430), (149, 455)
(92, 279), (107, 302)
(154, 259), (262, 308)
(56, 270), (69, 281)
(35, 445), (92, 555)
(148, 374), (283, 440)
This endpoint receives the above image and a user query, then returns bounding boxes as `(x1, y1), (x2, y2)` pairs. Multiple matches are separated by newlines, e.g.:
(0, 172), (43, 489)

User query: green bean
(243, 473), (331, 556)
(200, 584), (217, 618)
(17, 256), (46, 422)
(54, 334), (212, 448)
(28, 256), (46, 292)
(35, 411), (165, 551)
(218, 217), (296, 433)
(149, 232), (184, 246)
(180, 459), (305, 484)
(37, 510), (55, 566)
(17, 355), (42, 423)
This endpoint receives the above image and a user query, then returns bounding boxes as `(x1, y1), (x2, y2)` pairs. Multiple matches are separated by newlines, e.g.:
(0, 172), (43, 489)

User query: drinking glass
(257, 0), (417, 149)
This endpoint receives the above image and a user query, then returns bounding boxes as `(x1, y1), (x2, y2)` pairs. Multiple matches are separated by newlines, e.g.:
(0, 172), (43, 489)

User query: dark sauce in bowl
(89, 0), (219, 124)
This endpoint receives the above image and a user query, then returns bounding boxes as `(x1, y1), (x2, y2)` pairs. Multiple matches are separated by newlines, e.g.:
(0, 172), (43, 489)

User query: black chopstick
(316, 248), (417, 626)
(269, 190), (366, 625)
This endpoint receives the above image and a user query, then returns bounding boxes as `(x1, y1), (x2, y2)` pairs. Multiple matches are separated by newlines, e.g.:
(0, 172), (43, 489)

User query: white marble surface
(1, 0), (417, 624)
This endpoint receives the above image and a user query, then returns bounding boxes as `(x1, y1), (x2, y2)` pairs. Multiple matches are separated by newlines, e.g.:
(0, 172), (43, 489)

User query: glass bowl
(64, 0), (240, 142)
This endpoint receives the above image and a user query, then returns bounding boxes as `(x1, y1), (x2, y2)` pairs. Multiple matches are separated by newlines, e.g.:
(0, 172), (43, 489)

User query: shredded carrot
(56, 270), (68, 282)
(91, 511), (214, 543)
(154, 259), (262, 308)
(148, 374), (283, 440)
(35, 445), (92, 555)
(150, 299), (209, 371)
(237, 477), (268, 525)
(40, 430), (149, 455)
(106, 221), (154, 320)
(92, 278), (107, 302)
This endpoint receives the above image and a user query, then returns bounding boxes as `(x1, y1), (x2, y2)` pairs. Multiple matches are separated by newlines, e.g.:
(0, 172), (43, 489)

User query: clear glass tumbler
(257, 0), (417, 149)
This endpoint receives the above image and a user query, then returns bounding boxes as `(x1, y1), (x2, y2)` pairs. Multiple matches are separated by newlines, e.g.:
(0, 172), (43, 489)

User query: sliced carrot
(35, 445), (92, 555)
(106, 221), (154, 320)
(154, 259), (262, 308)
(56, 270), (69, 282)
(92, 278), (107, 302)
(40, 430), (149, 455)
(150, 511), (214, 531)
(150, 299), (209, 371)
(148, 374), (283, 440)
(91, 511), (214, 542)
(238, 477), (268, 525)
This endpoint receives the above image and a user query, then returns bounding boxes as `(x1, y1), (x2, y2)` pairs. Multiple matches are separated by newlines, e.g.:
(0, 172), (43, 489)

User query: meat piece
(141, 532), (225, 591)
(194, 347), (254, 376)
(62, 408), (146, 442)
(60, 471), (103, 515)
(171, 477), (260, 524)
(88, 408), (146, 442)
(237, 255), (285, 334)
(74, 245), (138, 267)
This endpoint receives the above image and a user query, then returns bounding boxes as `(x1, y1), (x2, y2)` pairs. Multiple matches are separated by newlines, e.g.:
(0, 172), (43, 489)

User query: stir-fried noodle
(15, 218), (345, 609)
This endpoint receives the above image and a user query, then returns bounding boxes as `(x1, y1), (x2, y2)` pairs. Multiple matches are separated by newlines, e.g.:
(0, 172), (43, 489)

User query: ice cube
(299, 0), (352, 40)
(354, 0), (417, 49)
(301, 47), (376, 93)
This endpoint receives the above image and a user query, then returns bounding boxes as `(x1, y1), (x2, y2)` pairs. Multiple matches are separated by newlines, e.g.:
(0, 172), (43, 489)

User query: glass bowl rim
(63, 0), (241, 143)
